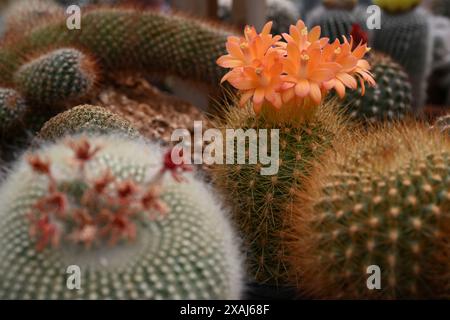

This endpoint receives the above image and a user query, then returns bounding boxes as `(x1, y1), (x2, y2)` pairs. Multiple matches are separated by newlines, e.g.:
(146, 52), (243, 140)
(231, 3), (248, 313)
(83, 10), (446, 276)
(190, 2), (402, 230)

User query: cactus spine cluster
(341, 53), (413, 123)
(306, 0), (358, 42)
(0, 135), (243, 299)
(431, 114), (450, 136)
(373, 7), (432, 111)
(14, 48), (99, 106)
(212, 101), (347, 284)
(286, 123), (450, 299)
(38, 105), (139, 141)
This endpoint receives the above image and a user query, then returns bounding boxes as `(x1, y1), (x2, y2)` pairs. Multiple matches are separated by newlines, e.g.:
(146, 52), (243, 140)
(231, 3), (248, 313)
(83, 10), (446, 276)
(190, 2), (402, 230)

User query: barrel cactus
(0, 135), (243, 299)
(214, 19), (374, 284)
(38, 105), (139, 141)
(341, 53), (413, 123)
(306, 0), (359, 42)
(286, 123), (450, 299)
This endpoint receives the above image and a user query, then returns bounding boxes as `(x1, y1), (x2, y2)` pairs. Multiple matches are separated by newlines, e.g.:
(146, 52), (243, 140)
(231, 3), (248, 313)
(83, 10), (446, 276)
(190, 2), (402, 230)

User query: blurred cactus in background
(0, 135), (243, 299)
(373, 5), (432, 112)
(306, 0), (359, 42)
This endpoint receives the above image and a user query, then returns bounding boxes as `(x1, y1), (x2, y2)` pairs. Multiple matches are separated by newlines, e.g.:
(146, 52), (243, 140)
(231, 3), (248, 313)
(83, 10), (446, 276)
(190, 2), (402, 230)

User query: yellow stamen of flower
(240, 43), (248, 50)
(334, 47), (342, 55)
(301, 54), (310, 61)
(255, 67), (263, 76)
(301, 28), (308, 36)
(366, 47), (371, 52)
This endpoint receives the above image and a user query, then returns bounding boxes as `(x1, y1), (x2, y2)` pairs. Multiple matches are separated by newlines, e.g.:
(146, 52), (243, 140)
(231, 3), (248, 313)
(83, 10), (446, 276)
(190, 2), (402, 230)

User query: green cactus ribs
(38, 105), (139, 141)
(211, 101), (347, 284)
(0, 135), (243, 299)
(0, 7), (231, 87)
(286, 123), (450, 299)
(14, 48), (99, 106)
(341, 53), (413, 123)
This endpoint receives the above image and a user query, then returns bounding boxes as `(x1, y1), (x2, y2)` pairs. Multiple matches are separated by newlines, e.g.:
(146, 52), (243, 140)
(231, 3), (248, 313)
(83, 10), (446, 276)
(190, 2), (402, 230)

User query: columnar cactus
(341, 53), (413, 123)
(0, 7), (232, 89)
(214, 20), (374, 284)
(306, 0), (358, 42)
(373, 7), (432, 111)
(13, 48), (99, 106)
(0, 135), (243, 299)
(38, 105), (139, 141)
(286, 123), (450, 299)
(212, 102), (347, 284)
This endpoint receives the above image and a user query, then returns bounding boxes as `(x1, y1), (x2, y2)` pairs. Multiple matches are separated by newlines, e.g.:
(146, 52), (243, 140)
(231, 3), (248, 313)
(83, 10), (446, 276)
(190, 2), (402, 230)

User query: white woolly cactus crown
(0, 134), (243, 300)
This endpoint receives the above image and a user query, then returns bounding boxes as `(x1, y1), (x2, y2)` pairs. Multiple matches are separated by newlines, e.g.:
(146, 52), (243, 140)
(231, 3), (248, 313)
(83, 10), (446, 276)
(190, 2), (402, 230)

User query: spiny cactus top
(0, 6), (233, 87)
(373, 0), (422, 13)
(0, 135), (243, 299)
(287, 123), (450, 299)
(217, 20), (375, 119)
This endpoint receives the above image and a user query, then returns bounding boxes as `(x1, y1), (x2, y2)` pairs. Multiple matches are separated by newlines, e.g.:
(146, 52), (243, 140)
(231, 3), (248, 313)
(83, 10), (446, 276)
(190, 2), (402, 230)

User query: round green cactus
(341, 53), (413, 123)
(212, 101), (348, 284)
(0, 88), (28, 132)
(38, 105), (139, 141)
(0, 8), (231, 89)
(13, 48), (99, 106)
(286, 123), (450, 299)
(0, 135), (243, 299)
(306, 1), (357, 42)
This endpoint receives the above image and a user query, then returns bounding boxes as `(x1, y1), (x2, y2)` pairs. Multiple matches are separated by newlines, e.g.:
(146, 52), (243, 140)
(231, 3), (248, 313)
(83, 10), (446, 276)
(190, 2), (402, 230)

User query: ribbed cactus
(306, 0), (358, 42)
(373, 7), (432, 111)
(341, 53), (413, 123)
(373, 0), (422, 13)
(38, 105), (139, 141)
(0, 135), (243, 299)
(0, 88), (28, 133)
(0, 7), (231, 89)
(286, 123), (450, 299)
(212, 102), (347, 284)
(13, 48), (99, 106)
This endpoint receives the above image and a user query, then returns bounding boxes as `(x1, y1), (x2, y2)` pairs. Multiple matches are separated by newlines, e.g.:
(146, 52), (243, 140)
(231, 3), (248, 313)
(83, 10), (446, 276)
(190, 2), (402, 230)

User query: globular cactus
(373, 0), (422, 13)
(0, 7), (231, 90)
(341, 53), (413, 123)
(373, 7), (432, 111)
(218, 0), (300, 34)
(212, 102), (347, 284)
(0, 135), (243, 299)
(306, 0), (358, 42)
(38, 105), (139, 141)
(0, 88), (28, 133)
(286, 123), (450, 299)
(13, 48), (99, 106)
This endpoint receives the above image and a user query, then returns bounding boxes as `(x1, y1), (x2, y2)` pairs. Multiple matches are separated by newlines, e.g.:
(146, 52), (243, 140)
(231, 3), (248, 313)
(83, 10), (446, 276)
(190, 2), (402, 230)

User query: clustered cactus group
(0, 0), (449, 300)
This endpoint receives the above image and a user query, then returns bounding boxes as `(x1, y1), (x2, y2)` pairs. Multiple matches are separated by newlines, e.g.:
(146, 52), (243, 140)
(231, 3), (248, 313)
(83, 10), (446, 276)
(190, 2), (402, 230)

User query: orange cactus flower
(217, 19), (376, 116)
